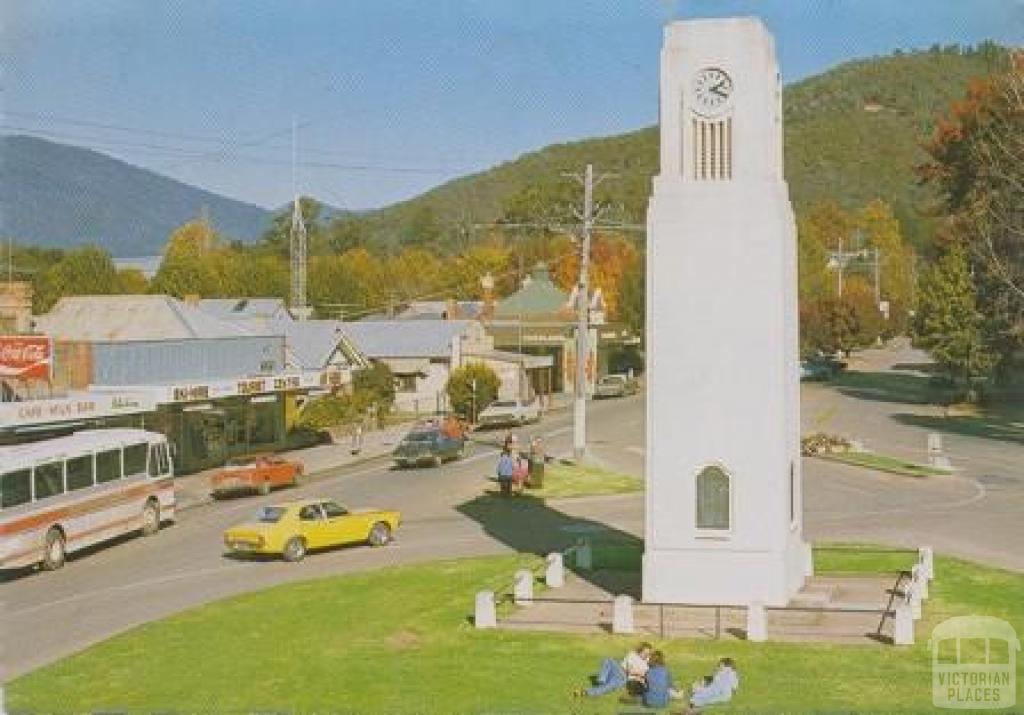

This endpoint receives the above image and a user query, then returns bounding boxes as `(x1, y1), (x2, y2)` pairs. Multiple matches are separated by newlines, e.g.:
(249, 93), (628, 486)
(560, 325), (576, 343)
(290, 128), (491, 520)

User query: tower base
(643, 539), (811, 607)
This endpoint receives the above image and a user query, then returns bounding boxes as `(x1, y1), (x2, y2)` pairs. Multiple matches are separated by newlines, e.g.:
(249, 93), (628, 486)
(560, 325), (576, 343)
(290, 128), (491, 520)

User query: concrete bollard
(912, 564), (929, 600)
(908, 577), (922, 621)
(545, 552), (565, 588)
(919, 546), (935, 582)
(574, 538), (593, 571)
(894, 600), (914, 645)
(514, 569), (534, 606)
(746, 601), (767, 642)
(612, 594), (635, 634)
(475, 590), (496, 629)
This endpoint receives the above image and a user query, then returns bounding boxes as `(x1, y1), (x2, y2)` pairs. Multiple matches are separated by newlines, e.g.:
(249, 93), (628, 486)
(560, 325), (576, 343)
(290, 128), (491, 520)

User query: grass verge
(818, 450), (950, 477)
(8, 546), (1023, 713)
(525, 461), (643, 499)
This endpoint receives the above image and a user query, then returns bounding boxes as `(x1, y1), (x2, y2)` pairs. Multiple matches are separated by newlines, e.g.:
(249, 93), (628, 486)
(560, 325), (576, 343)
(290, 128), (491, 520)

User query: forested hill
(0, 135), (271, 256)
(362, 44), (1009, 251)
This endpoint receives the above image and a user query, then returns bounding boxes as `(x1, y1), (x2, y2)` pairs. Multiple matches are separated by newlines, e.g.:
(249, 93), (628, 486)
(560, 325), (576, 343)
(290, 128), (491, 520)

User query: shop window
(34, 462), (65, 500)
(96, 449), (122, 483)
(695, 465), (731, 531)
(0, 469), (32, 509)
(124, 444), (148, 476)
(67, 455), (95, 491)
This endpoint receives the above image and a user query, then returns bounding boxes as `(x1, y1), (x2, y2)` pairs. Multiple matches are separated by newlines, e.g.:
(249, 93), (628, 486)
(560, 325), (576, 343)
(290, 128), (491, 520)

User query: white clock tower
(643, 18), (811, 607)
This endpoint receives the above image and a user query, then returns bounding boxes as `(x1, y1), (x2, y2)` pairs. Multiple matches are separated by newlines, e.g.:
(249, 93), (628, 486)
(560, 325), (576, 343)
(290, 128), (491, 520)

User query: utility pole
(563, 164), (615, 461)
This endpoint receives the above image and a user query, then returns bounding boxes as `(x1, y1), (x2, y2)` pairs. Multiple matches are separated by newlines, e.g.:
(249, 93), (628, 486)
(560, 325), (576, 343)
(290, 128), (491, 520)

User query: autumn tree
(920, 55), (1024, 373)
(446, 362), (500, 422)
(151, 220), (222, 297)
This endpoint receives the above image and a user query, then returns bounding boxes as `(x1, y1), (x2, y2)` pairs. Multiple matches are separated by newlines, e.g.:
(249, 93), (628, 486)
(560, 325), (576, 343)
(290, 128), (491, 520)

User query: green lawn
(9, 547), (1023, 713)
(818, 450), (951, 478)
(525, 461), (644, 499)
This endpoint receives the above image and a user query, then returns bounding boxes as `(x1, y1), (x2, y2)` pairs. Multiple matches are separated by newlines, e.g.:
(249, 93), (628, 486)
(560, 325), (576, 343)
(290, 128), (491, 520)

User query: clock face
(693, 67), (733, 116)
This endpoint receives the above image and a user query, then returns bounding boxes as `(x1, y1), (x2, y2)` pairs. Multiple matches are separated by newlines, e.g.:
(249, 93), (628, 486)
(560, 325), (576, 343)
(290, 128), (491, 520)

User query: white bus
(0, 429), (175, 571)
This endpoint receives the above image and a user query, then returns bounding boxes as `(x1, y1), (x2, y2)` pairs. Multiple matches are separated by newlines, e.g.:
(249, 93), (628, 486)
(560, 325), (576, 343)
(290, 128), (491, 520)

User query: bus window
(34, 462), (65, 500)
(96, 449), (122, 483)
(1, 469), (32, 509)
(148, 444), (160, 477)
(158, 443), (171, 476)
(124, 443), (147, 476)
(67, 455), (95, 491)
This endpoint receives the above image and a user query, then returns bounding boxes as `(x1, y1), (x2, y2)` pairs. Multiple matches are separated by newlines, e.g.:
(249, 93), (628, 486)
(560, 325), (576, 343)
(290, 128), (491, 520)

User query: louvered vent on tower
(692, 117), (732, 180)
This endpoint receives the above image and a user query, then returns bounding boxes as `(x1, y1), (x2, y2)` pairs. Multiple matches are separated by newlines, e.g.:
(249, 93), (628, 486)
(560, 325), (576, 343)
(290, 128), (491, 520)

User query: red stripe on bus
(0, 481), (171, 536)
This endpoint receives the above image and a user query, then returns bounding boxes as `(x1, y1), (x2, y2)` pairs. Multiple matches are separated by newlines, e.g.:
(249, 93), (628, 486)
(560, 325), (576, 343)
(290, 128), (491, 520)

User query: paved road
(0, 397), (644, 681)
(3, 349), (1022, 679)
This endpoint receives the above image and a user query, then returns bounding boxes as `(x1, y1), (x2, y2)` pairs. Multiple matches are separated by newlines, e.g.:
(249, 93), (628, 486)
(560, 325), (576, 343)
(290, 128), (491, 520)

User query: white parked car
(477, 397), (541, 427)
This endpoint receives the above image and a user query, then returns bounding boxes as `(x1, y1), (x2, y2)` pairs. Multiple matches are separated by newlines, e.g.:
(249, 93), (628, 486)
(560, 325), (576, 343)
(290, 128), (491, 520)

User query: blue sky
(4, 1), (1022, 211)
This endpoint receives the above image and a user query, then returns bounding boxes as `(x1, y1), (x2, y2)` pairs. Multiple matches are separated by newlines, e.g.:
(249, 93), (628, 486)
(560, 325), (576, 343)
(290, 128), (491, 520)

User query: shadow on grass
(892, 412), (1024, 446)
(833, 370), (952, 406)
(456, 492), (642, 598)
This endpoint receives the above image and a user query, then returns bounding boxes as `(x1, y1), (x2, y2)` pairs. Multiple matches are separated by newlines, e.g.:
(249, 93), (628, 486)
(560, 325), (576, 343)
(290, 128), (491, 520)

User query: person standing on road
(496, 447), (515, 496)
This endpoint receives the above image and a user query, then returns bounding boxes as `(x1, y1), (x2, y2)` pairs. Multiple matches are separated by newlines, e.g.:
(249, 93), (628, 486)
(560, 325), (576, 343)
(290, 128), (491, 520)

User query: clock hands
(709, 81), (730, 98)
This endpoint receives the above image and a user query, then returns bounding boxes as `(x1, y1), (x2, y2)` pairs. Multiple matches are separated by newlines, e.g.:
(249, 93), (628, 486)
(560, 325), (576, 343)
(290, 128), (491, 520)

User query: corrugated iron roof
(340, 320), (475, 359)
(36, 295), (265, 341)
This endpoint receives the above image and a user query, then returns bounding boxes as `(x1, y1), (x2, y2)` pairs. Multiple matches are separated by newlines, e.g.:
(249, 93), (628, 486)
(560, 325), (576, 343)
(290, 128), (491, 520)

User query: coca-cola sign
(0, 336), (52, 380)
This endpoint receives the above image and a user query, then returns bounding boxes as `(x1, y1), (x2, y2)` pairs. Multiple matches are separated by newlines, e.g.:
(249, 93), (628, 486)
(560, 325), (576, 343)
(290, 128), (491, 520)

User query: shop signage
(172, 385), (211, 402)
(0, 390), (156, 429)
(0, 335), (51, 380)
(161, 369), (349, 404)
(237, 378), (267, 395)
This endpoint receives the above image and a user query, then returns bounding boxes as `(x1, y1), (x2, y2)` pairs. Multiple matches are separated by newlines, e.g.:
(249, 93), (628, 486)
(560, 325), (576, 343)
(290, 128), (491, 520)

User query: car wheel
(42, 528), (66, 571)
(282, 537), (307, 562)
(368, 522), (392, 547)
(141, 500), (160, 536)
(258, 480), (271, 496)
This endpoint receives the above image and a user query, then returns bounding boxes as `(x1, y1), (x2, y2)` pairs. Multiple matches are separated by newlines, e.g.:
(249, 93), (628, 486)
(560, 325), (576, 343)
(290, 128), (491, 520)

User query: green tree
(353, 362), (396, 412)
(913, 245), (994, 385)
(259, 197), (325, 256)
(445, 362), (500, 421)
(34, 245), (120, 312)
(151, 220), (221, 298)
(116, 268), (149, 294)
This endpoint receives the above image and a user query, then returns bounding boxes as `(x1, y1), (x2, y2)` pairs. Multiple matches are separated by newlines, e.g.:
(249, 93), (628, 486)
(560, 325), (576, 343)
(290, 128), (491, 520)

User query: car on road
(594, 373), (639, 399)
(223, 498), (400, 562)
(477, 397), (541, 428)
(799, 356), (847, 381)
(210, 454), (303, 498)
(392, 424), (467, 468)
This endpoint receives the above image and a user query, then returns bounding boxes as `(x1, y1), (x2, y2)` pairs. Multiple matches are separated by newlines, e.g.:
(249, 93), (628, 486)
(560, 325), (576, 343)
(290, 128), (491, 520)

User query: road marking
(809, 476), (988, 522)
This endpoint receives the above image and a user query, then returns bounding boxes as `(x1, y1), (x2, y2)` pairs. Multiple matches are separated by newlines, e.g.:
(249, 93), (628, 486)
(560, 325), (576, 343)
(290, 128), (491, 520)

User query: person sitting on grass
(573, 642), (652, 698)
(639, 650), (678, 708)
(689, 657), (740, 709)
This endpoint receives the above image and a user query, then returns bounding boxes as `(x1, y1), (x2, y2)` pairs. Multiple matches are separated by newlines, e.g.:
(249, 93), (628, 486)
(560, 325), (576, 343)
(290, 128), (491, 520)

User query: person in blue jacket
(496, 447), (515, 496)
(641, 650), (675, 708)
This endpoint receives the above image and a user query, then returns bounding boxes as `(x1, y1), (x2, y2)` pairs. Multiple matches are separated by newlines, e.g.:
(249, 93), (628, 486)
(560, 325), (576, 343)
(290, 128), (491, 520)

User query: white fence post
(612, 595), (635, 634)
(575, 538), (593, 571)
(912, 564), (929, 601)
(747, 602), (767, 642)
(908, 576), (922, 621)
(475, 590), (496, 629)
(545, 553), (565, 588)
(894, 599), (914, 645)
(514, 569), (534, 606)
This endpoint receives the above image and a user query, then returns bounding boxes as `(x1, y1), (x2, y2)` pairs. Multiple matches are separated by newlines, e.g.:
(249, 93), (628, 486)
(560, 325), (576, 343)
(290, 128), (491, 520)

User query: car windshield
(405, 431), (436, 443)
(599, 376), (624, 385)
(256, 506), (286, 523)
(490, 401), (517, 408)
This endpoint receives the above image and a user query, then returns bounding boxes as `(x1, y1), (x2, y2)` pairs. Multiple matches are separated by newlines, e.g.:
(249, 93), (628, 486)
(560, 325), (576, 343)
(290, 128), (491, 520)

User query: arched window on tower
(695, 465), (731, 531)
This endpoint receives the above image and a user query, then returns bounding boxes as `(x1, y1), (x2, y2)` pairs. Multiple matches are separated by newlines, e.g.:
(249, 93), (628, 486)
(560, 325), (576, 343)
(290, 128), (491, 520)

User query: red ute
(210, 454), (304, 498)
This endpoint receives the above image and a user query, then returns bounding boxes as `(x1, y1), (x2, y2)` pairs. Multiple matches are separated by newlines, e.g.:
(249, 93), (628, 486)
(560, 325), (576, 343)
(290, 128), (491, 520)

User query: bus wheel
(141, 500), (161, 536)
(259, 480), (271, 496)
(283, 537), (306, 562)
(42, 528), (66, 571)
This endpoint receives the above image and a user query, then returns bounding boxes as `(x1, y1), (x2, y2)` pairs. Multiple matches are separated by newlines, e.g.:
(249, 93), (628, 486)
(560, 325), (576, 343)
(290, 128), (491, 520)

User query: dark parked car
(392, 426), (466, 468)
(594, 374), (639, 398)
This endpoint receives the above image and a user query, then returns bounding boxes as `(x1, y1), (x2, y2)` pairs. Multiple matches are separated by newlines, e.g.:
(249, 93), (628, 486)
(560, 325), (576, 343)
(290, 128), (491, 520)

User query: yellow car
(223, 498), (401, 562)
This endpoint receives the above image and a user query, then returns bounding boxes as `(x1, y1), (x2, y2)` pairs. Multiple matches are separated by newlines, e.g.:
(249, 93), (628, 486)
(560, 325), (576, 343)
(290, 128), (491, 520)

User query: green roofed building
(483, 263), (640, 396)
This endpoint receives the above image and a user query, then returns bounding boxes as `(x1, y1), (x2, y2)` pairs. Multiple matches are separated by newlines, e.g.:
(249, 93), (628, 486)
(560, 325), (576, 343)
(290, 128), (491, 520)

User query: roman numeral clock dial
(693, 67), (733, 116)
